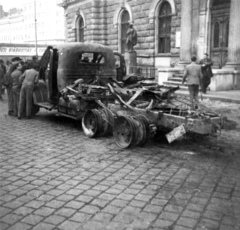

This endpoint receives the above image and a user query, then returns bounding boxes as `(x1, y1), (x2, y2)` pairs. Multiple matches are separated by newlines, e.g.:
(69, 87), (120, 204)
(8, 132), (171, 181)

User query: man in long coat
(18, 62), (39, 119)
(2, 57), (22, 114)
(11, 62), (23, 116)
(0, 66), (4, 100)
(199, 53), (213, 94)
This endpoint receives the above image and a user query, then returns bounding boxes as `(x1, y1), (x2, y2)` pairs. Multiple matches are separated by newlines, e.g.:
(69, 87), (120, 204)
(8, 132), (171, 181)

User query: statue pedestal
(125, 51), (137, 75)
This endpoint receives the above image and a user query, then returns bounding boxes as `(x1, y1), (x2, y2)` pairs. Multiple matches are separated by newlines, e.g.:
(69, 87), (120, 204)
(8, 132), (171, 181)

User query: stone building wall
(63, 0), (182, 67)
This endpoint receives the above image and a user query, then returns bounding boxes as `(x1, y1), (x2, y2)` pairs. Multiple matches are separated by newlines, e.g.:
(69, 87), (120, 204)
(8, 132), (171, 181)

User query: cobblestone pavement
(0, 94), (240, 230)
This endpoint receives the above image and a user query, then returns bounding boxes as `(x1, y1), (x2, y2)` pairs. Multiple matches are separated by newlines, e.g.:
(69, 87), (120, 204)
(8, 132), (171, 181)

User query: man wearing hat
(2, 57), (22, 114)
(199, 53), (213, 94)
(18, 61), (39, 119)
(0, 65), (4, 100)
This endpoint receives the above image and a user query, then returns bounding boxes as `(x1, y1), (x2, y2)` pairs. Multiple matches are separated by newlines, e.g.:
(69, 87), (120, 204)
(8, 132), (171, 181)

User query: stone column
(196, 0), (208, 59)
(224, 0), (240, 70)
(178, 0), (192, 66)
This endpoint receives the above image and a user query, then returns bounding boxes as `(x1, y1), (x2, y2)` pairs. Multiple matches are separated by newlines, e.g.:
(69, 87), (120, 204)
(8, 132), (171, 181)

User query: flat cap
(11, 57), (22, 62)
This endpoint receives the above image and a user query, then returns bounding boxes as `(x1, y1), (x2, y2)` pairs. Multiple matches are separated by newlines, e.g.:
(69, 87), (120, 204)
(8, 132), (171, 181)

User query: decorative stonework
(64, 0), (181, 63)
(113, 3), (134, 27)
(148, 0), (177, 23)
(71, 9), (87, 31)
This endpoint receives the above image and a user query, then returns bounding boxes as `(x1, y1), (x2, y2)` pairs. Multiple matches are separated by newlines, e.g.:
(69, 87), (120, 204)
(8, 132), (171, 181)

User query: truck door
(33, 46), (58, 109)
(46, 48), (59, 104)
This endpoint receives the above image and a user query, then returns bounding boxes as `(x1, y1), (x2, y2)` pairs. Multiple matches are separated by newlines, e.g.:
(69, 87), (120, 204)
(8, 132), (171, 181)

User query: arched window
(76, 16), (84, 42)
(120, 10), (130, 54)
(158, 1), (172, 54)
(213, 22), (220, 48)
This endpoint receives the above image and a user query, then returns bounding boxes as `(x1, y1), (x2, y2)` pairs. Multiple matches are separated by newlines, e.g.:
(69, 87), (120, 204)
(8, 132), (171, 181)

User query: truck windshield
(78, 52), (105, 64)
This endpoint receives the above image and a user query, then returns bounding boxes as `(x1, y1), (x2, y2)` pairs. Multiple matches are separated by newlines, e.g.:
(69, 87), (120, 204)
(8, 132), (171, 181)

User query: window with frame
(78, 52), (105, 65)
(120, 10), (130, 54)
(158, 1), (172, 54)
(76, 16), (84, 42)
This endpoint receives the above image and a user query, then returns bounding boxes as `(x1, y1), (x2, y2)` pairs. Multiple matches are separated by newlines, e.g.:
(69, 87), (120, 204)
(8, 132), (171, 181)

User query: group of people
(182, 53), (213, 110)
(0, 56), (40, 119)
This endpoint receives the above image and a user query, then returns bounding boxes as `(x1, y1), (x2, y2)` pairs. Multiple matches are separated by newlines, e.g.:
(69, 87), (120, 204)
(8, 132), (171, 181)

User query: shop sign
(0, 46), (46, 56)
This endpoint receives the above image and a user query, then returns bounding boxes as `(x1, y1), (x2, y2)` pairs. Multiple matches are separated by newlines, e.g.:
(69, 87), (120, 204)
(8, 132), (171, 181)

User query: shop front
(0, 43), (47, 63)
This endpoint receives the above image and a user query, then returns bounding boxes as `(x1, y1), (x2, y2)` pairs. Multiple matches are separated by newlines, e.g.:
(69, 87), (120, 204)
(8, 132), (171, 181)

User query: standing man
(18, 62), (39, 119)
(11, 62), (23, 117)
(126, 23), (138, 51)
(0, 59), (6, 75)
(182, 56), (203, 110)
(199, 53), (213, 94)
(0, 66), (4, 100)
(0, 60), (6, 99)
(2, 57), (22, 115)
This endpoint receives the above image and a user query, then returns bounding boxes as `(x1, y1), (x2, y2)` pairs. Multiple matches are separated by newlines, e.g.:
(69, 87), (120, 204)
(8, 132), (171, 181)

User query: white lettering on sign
(166, 124), (186, 143)
(0, 47), (7, 52)
(0, 46), (45, 56)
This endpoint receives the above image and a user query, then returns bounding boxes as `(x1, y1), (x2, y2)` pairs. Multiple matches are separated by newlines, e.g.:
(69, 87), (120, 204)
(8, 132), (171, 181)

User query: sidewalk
(176, 90), (240, 104)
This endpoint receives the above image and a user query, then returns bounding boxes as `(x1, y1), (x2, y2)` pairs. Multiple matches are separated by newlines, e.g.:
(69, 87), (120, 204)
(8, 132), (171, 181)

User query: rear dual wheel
(113, 115), (151, 148)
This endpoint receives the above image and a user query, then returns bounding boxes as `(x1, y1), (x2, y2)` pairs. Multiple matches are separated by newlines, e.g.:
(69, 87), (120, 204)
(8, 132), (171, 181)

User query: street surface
(0, 93), (240, 230)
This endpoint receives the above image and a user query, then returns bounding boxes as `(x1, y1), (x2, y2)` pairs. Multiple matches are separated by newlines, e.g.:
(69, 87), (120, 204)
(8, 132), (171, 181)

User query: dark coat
(199, 58), (213, 78)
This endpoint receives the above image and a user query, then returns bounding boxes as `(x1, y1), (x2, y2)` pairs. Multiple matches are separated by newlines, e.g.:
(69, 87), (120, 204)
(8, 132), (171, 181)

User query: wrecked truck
(33, 42), (223, 148)
(33, 42), (126, 119)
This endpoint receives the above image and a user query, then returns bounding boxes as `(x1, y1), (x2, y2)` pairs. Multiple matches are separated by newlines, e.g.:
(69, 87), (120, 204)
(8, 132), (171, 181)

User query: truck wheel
(31, 105), (40, 116)
(113, 116), (135, 148)
(82, 109), (100, 138)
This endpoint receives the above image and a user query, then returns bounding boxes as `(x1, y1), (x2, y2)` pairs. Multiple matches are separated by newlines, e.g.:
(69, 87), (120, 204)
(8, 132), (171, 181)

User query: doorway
(210, 0), (230, 68)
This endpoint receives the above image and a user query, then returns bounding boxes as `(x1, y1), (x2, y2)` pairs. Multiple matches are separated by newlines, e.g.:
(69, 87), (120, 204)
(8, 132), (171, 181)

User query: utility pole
(9, 20), (11, 43)
(34, 0), (38, 58)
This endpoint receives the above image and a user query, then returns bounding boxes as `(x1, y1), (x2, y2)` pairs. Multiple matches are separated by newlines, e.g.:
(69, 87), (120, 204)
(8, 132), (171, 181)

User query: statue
(126, 23), (137, 52)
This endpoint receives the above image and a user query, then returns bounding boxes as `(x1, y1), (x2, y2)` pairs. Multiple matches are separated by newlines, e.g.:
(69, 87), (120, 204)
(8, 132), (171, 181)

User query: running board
(35, 102), (55, 110)
(57, 112), (79, 120)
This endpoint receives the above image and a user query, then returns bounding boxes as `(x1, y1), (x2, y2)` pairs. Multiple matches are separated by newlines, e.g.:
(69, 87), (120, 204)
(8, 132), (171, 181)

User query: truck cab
(34, 42), (126, 118)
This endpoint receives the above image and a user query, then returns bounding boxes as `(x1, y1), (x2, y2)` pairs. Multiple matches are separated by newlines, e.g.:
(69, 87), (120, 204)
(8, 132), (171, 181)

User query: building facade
(60, 0), (240, 91)
(0, 0), (65, 45)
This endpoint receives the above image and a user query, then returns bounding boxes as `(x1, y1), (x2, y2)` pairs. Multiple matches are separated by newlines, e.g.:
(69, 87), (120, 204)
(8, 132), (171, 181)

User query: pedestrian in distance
(0, 59), (7, 100)
(32, 55), (38, 62)
(199, 53), (213, 94)
(11, 62), (23, 117)
(0, 66), (4, 100)
(182, 56), (203, 110)
(2, 57), (22, 115)
(18, 61), (40, 119)
(6, 60), (11, 72)
(0, 59), (6, 75)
